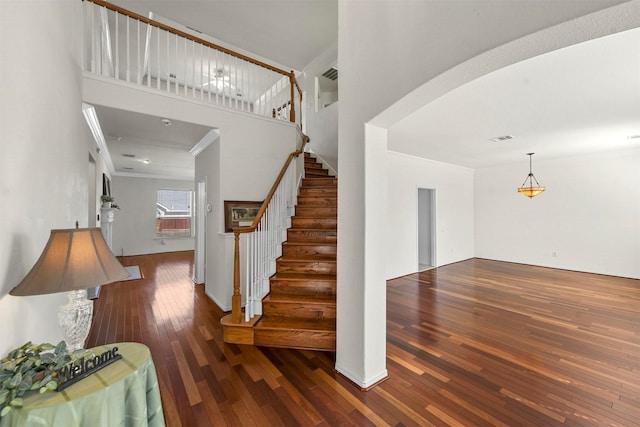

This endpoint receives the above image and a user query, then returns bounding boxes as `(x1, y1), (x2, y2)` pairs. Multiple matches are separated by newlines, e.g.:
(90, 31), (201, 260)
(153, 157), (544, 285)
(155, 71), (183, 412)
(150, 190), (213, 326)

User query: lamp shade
(517, 186), (546, 198)
(10, 228), (130, 296)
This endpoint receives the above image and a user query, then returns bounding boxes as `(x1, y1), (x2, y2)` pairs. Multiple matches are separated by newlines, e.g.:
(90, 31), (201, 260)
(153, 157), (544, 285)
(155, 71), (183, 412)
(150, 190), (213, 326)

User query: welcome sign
(56, 347), (122, 391)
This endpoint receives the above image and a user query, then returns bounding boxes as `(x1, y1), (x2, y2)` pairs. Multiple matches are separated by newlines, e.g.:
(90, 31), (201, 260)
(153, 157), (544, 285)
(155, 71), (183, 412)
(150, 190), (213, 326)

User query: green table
(0, 342), (165, 427)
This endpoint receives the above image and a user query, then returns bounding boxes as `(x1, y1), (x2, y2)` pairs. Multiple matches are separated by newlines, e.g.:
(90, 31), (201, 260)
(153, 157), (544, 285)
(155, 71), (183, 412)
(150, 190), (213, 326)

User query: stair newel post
(289, 71), (296, 123)
(232, 230), (242, 323)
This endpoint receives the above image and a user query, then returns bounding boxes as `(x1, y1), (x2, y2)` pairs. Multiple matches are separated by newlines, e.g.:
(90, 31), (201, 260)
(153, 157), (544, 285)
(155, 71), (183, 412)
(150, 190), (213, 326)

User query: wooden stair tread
(302, 178), (337, 184)
(271, 272), (336, 281)
(279, 255), (335, 262)
(264, 293), (335, 304)
(282, 241), (336, 247)
(256, 316), (335, 331)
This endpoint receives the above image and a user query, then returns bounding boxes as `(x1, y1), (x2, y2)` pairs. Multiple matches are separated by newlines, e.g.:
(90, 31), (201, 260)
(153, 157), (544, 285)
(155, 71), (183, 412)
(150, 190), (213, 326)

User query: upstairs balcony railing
(83, 0), (303, 126)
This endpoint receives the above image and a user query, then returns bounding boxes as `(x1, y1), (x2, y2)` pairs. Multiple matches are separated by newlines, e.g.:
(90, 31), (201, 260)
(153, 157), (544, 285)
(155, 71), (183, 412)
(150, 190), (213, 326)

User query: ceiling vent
(322, 67), (338, 81)
(489, 135), (515, 142)
(123, 167), (134, 170)
(122, 153), (136, 158)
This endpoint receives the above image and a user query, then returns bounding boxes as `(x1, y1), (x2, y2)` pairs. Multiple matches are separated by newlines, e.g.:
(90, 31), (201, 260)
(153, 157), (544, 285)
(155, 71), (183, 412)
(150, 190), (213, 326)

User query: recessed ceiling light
(141, 159), (151, 165)
(627, 135), (640, 140)
(161, 118), (172, 126)
(489, 135), (515, 142)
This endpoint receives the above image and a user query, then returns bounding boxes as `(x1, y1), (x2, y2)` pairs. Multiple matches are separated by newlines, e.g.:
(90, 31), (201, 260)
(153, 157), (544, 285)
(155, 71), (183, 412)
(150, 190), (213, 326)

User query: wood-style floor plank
(86, 253), (640, 426)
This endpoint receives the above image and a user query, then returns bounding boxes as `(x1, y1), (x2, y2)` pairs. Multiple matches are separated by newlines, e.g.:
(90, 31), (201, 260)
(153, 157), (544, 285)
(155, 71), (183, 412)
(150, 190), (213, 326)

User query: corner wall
(475, 148), (640, 279)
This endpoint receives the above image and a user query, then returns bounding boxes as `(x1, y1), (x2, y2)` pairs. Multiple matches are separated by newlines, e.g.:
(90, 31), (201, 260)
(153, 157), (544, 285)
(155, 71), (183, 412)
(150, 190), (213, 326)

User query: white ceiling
(95, 106), (212, 179)
(389, 27), (640, 169)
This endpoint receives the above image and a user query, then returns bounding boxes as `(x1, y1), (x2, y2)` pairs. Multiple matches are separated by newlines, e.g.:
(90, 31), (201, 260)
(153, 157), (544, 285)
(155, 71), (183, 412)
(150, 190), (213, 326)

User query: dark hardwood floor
(86, 252), (640, 426)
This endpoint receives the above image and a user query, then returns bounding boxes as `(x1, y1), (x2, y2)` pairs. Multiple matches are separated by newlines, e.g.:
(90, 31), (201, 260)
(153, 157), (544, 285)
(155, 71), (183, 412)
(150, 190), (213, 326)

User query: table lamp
(10, 224), (130, 352)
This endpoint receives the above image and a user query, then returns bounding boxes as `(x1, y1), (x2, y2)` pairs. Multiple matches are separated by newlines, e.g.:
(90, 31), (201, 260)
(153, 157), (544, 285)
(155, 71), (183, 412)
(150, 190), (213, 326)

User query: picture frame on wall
(224, 200), (263, 232)
(102, 173), (111, 196)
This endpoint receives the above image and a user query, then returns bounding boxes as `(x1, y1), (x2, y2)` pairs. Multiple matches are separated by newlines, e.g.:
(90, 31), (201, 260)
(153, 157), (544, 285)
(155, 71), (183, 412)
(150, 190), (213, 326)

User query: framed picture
(224, 200), (263, 232)
(102, 173), (111, 196)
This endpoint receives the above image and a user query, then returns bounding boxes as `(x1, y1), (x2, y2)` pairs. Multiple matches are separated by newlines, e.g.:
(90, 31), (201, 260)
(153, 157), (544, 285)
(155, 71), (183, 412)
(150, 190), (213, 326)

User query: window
(156, 189), (193, 238)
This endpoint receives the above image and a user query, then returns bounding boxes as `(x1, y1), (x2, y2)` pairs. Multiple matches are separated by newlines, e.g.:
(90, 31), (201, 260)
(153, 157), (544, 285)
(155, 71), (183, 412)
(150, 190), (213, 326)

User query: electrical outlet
(552, 251), (558, 257)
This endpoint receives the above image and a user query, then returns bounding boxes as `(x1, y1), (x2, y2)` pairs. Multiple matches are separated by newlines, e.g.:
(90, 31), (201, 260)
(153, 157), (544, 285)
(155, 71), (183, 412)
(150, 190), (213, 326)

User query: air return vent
(489, 135), (514, 142)
(322, 67), (338, 81)
(123, 167), (134, 170)
(122, 153), (136, 158)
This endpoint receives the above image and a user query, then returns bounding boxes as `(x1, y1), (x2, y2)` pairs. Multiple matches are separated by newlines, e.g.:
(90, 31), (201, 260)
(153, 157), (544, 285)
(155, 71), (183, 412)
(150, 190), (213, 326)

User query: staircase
(222, 153), (337, 351)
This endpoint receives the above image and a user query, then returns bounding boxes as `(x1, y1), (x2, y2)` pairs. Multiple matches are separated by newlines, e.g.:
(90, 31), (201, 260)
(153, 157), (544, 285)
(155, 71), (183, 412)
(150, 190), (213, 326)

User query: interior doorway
(417, 188), (436, 271)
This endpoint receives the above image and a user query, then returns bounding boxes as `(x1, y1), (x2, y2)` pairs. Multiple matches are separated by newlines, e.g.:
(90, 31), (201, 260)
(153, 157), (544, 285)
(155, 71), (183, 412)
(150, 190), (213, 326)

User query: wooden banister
(231, 134), (309, 323)
(86, 0), (304, 124)
(87, 0), (293, 77)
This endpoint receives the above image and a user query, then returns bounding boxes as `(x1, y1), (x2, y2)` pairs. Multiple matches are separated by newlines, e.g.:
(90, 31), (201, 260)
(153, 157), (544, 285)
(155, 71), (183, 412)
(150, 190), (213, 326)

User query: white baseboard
(206, 290), (231, 312)
(334, 363), (388, 389)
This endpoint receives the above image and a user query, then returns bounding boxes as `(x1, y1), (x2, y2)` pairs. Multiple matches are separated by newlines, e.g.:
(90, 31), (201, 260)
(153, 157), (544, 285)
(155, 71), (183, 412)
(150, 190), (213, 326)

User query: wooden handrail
(86, 0), (303, 124)
(231, 134), (309, 323)
(234, 134), (309, 235)
(87, 0), (291, 76)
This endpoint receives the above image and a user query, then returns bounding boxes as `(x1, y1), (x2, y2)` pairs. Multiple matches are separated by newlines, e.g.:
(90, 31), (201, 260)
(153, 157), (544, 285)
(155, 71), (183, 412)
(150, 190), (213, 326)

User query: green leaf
(45, 381), (57, 391)
(9, 398), (23, 407)
(39, 353), (55, 364)
(54, 341), (67, 356)
(38, 343), (55, 352)
(17, 376), (32, 392)
(1, 405), (11, 417)
(8, 372), (22, 389)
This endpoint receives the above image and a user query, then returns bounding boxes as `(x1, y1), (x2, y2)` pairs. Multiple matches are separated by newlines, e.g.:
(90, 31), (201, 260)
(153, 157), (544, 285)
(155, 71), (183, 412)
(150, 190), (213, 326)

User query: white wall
(112, 176), (195, 256)
(387, 152), (474, 279)
(0, 1), (88, 354)
(300, 45), (339, 171)
(337, 0), (634, 388)
(475, 148), (640, 279)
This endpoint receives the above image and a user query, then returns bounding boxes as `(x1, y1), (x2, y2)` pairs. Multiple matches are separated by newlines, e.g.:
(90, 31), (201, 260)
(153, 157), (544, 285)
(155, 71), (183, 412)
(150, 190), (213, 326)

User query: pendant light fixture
(517, 153), (545, 198)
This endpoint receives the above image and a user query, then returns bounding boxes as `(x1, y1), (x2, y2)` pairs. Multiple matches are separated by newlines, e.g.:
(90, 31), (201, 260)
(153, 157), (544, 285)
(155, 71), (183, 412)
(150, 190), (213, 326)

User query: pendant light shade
(518, 153), (545, 198)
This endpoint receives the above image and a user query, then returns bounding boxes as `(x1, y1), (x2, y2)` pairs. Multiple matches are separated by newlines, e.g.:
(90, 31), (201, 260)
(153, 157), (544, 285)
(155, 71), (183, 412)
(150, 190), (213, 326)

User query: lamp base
(58, 290), (94, 352)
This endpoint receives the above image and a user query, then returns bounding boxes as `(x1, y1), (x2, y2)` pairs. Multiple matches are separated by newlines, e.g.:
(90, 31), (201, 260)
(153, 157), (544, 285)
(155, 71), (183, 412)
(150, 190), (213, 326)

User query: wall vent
(489, 135), (514, 142)
(322, 67), (338, 81)
(122, 153), (136, 158)
(123, 167), (134, 170)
